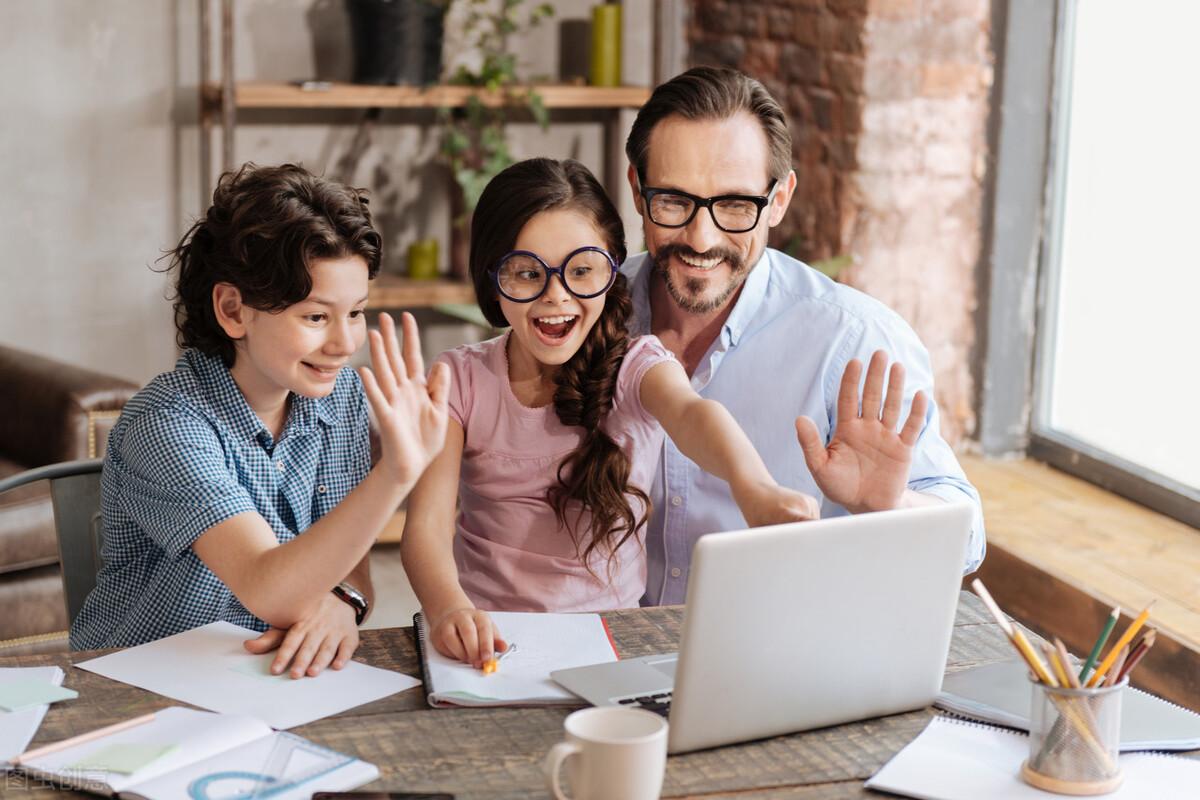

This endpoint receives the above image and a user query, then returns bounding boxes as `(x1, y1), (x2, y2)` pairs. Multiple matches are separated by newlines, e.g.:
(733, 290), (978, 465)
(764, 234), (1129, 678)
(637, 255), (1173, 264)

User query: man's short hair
(626, 66), (792, 184)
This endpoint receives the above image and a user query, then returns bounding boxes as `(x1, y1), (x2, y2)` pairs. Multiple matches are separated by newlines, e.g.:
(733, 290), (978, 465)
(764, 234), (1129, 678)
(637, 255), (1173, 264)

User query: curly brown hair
(165, 162), (381, 367)
(470, 158), (649, 577)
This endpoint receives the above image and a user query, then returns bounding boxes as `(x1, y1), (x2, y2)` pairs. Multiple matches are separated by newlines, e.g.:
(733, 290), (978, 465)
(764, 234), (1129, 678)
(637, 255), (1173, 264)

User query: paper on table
(68, 742), (176, 774)
(865, 716), (1200, 800)
(0, 678), (77, 712)
(0, 667), (65, 766)
(75, 621), (421, 729)
(421, 611), (619, 706)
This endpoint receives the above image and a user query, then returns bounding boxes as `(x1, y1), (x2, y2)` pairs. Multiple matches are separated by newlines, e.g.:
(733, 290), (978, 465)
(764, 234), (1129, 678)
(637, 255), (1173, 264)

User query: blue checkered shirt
(70, 349), (371, 649)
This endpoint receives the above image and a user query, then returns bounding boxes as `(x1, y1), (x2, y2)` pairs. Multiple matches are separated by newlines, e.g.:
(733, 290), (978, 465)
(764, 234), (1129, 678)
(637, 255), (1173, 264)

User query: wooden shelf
(367, 275), (476, 309)
(203, 82), (651, 111)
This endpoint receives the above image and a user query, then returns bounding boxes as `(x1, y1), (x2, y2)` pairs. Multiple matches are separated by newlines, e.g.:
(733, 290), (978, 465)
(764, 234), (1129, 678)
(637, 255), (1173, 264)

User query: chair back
(0, 459), (105, 626)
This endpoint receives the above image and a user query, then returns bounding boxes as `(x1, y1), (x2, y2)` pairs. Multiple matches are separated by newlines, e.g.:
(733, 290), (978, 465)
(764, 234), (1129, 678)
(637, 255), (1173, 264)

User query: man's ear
(767, 169), (798, 228)
(212, 283), (248, 340)
(627, 163), (644, 215)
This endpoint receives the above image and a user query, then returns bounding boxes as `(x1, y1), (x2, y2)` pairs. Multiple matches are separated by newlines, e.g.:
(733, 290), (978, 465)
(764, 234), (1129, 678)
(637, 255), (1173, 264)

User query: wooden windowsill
(963, 455), (1200, 710)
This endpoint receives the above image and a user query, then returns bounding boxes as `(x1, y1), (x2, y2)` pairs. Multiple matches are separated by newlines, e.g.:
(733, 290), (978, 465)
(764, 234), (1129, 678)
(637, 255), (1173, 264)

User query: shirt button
(670, 496), (682, 507)
(317, 484), (327, 494)
(670, 567), (682, 578)
(276, 461), (285, 472)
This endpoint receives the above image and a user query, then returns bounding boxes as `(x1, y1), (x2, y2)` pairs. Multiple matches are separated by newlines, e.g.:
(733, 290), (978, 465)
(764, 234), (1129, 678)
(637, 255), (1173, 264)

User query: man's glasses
(491, 246), (618, 303)
(639, 178), (778, 233)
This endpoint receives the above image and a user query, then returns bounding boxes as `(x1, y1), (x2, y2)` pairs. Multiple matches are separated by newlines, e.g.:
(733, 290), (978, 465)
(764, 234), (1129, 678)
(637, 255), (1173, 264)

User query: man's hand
(243, 592), (360, 679)
(794, 350), (927, 514)
(359, 312), (451, 487)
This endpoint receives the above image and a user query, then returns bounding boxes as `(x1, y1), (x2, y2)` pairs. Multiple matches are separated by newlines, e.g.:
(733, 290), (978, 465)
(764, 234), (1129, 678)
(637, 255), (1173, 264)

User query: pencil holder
(1021, 677), (1125, 795)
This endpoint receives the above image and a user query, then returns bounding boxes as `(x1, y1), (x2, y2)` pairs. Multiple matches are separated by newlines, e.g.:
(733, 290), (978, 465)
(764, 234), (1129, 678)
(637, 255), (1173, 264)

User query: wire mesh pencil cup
(1021, 677), (1125, 795)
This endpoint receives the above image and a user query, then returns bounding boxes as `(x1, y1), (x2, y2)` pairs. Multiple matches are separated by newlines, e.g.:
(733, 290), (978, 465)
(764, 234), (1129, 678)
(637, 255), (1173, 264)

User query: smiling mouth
(303, 362), (342, 378)
(676, 252), (725, 272)
(532, 314), (579, 343)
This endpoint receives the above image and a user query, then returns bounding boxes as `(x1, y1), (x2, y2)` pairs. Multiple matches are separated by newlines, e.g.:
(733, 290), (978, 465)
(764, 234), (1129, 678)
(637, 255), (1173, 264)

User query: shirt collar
(721, 248), (772, 348)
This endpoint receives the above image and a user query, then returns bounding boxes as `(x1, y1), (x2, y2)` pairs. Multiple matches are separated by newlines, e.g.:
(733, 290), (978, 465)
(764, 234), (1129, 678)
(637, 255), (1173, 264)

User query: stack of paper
(1, 666), (73, 767)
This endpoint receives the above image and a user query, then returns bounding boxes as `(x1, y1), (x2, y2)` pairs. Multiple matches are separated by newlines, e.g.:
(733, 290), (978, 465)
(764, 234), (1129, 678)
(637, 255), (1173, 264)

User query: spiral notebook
(936, 659), (1200, 751)
(413, 611), (619, 707)
(866, 716), (1200, 799)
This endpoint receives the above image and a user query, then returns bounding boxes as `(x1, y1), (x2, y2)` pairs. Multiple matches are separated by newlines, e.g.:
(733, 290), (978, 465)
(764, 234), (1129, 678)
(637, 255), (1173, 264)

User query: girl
(400, 158), (817, 667)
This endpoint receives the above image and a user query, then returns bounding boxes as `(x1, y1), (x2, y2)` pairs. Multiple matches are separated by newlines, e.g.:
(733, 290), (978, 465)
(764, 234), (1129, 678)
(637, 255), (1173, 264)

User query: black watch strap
(331, 581), (368, 626)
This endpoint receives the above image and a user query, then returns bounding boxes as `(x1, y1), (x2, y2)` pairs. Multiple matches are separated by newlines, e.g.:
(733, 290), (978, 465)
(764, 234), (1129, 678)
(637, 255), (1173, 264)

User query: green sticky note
(69, 742), (176, 774)
(229, 657), (291, 682)
(0, 679), (77, 712)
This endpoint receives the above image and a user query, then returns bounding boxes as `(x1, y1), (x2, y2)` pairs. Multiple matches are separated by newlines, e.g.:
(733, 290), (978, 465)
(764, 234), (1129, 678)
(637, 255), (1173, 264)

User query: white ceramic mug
(543, 706), (668, 800)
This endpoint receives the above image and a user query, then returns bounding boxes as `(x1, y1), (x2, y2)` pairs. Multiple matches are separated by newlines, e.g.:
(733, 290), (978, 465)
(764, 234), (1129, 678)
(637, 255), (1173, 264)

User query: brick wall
(688, 0), (992, 446)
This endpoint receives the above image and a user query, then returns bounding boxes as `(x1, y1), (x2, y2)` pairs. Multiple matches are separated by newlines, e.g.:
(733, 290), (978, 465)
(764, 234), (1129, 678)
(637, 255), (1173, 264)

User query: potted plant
(439, 0), (554, 279)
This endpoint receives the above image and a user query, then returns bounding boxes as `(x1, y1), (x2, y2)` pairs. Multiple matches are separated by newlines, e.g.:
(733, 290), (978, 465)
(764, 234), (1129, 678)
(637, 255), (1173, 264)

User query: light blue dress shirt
(622, 248), (986, 606)
(70, 349), (371, 649)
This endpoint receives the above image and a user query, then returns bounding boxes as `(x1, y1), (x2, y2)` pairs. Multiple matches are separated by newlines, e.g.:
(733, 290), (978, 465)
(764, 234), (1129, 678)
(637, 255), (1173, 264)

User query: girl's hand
(359, 312), (451, 487)
(732, 480), (821, 528)
(431, 607), (508, 669)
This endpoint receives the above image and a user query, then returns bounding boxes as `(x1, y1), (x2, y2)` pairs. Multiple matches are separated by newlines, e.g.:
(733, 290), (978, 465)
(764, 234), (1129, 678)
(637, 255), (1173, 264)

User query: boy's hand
(732, 480), (821, 528)
(431, 607), (508, 669)
(243, 592), (359, 679)
(359, 312), (451, 487)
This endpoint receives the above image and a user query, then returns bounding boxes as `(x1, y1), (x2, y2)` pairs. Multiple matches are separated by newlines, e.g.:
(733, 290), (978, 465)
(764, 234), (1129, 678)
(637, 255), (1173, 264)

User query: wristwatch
(331, 581), (369, 625)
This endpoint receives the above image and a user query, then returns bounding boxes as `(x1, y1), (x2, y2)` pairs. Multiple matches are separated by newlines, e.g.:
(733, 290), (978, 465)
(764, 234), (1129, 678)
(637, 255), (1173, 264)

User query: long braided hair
(470, 158), (650, 577)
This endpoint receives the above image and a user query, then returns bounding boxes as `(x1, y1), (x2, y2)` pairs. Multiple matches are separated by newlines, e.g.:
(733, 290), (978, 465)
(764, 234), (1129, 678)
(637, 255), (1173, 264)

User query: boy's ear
(212, 283), (248, 340)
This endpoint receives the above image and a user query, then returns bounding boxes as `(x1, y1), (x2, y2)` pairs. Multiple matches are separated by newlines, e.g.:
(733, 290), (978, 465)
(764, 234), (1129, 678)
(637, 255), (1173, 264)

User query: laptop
(551, 503), (975, 753)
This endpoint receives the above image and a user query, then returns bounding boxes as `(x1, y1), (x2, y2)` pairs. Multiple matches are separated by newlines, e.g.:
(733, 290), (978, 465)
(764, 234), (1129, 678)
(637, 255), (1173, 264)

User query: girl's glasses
(491, 246), (618, 303)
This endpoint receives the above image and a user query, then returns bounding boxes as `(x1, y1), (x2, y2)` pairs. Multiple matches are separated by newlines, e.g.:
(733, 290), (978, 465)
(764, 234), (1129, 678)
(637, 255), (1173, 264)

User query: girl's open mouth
(532, 315), (579, 345)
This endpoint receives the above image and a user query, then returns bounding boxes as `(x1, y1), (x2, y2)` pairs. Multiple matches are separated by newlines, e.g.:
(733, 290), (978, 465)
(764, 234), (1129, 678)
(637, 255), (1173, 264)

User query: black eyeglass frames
(638, 178), (779, 233)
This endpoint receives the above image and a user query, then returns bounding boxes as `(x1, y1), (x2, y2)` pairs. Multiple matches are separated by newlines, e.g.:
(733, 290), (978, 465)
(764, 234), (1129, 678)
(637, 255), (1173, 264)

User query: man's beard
(651, 243), (751, 314)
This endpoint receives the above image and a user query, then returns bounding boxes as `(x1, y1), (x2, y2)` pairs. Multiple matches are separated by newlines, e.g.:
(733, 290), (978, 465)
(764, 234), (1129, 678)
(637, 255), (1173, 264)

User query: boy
(70, 164), (450, 679)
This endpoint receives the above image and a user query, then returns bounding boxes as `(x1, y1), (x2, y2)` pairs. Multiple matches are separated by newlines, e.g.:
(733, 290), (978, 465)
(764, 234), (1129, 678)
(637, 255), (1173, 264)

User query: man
(621, 67), (985, 606)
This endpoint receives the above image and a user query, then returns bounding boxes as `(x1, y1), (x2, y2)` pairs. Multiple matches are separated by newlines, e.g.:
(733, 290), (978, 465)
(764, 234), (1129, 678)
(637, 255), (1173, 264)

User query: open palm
(794, 351), (926, 514)
(359, 312), (451, 486)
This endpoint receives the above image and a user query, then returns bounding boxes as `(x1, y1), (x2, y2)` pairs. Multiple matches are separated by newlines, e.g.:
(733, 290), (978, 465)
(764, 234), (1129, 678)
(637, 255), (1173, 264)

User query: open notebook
(937, 659), (1200, 751)
(414, 611), (619, 707)
(13, 706), (377, 799)
(866, 716), (1200, 799)
(1, 666), (66, 767)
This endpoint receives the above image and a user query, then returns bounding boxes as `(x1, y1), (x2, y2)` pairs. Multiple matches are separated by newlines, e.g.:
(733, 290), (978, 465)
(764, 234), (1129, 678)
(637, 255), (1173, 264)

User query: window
(1032, 0), (1200, 524)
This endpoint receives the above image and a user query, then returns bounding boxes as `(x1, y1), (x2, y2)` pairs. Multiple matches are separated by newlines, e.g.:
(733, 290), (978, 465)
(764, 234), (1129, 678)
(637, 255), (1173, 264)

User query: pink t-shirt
(435, 333), (676, 612)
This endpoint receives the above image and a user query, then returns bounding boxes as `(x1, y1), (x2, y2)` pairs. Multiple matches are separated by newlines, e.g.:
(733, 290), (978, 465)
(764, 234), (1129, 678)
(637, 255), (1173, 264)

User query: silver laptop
(552, 503), (974, 753)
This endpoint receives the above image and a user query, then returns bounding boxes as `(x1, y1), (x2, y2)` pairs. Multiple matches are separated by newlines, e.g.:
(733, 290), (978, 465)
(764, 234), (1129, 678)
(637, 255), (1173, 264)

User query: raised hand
(794, 350), (927, 514)
(358, 312), (451, 487)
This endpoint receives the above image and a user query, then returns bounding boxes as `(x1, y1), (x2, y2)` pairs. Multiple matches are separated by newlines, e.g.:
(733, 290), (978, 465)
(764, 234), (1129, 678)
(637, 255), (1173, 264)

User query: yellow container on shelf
(590, 4), (621, 87)
(407, 238), (439, 280)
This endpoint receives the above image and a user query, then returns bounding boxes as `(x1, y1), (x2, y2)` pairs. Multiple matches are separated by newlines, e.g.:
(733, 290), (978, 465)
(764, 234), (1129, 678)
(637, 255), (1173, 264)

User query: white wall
(0, 0), (639, 386)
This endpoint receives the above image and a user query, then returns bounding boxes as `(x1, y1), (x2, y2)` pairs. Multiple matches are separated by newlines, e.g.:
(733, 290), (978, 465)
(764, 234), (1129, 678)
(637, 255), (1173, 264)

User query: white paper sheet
(422, 611), (619, 706)
(75, 622), (421, 729)
(866, 716), (1200, 800)
(0, 666), (64, 766)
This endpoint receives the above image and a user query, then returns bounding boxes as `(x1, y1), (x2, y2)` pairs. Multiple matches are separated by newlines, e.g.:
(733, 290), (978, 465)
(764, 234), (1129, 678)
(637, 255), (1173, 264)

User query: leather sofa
(0, 344), (138, 654)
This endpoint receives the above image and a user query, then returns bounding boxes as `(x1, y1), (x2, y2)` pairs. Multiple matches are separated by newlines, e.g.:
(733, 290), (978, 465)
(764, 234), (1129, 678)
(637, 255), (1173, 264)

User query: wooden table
(4, 594), (1191, 798)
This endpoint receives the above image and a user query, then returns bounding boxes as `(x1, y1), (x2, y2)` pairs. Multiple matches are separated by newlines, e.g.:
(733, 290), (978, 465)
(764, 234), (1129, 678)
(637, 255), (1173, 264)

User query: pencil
(971, 579), (1058, 686)
(1116, 628), (1156, 684)
(1104, 646), (1130, 687)
(1043, 641), (1070, 688)
(1086, 600), (1155, 687)
(1079, 605), (1120, 683)
(15, 711), (157, 764)
(1053, 637), (1081, 688)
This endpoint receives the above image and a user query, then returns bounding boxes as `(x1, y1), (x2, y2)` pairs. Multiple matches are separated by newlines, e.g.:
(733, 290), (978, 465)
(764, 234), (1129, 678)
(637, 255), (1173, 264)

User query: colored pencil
(1086, 601), (1156, 687)
(1104, 646), (1130, 687)
(16, 711), (157, 764)
(1043, 641), (1070, 688)
(1053, 637), (1081, 688)
(971, 579), (1058, 686)
(1079, 605), (1120, 683)
(1116, 628), (1156, 684)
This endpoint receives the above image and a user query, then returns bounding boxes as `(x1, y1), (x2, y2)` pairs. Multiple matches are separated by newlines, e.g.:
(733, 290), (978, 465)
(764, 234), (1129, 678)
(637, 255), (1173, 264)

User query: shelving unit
(197, 1), (650, 310)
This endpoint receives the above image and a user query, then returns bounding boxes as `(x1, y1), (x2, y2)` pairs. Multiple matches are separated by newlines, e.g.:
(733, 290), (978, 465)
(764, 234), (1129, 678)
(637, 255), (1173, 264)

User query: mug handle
(543, 741), (582, 800)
